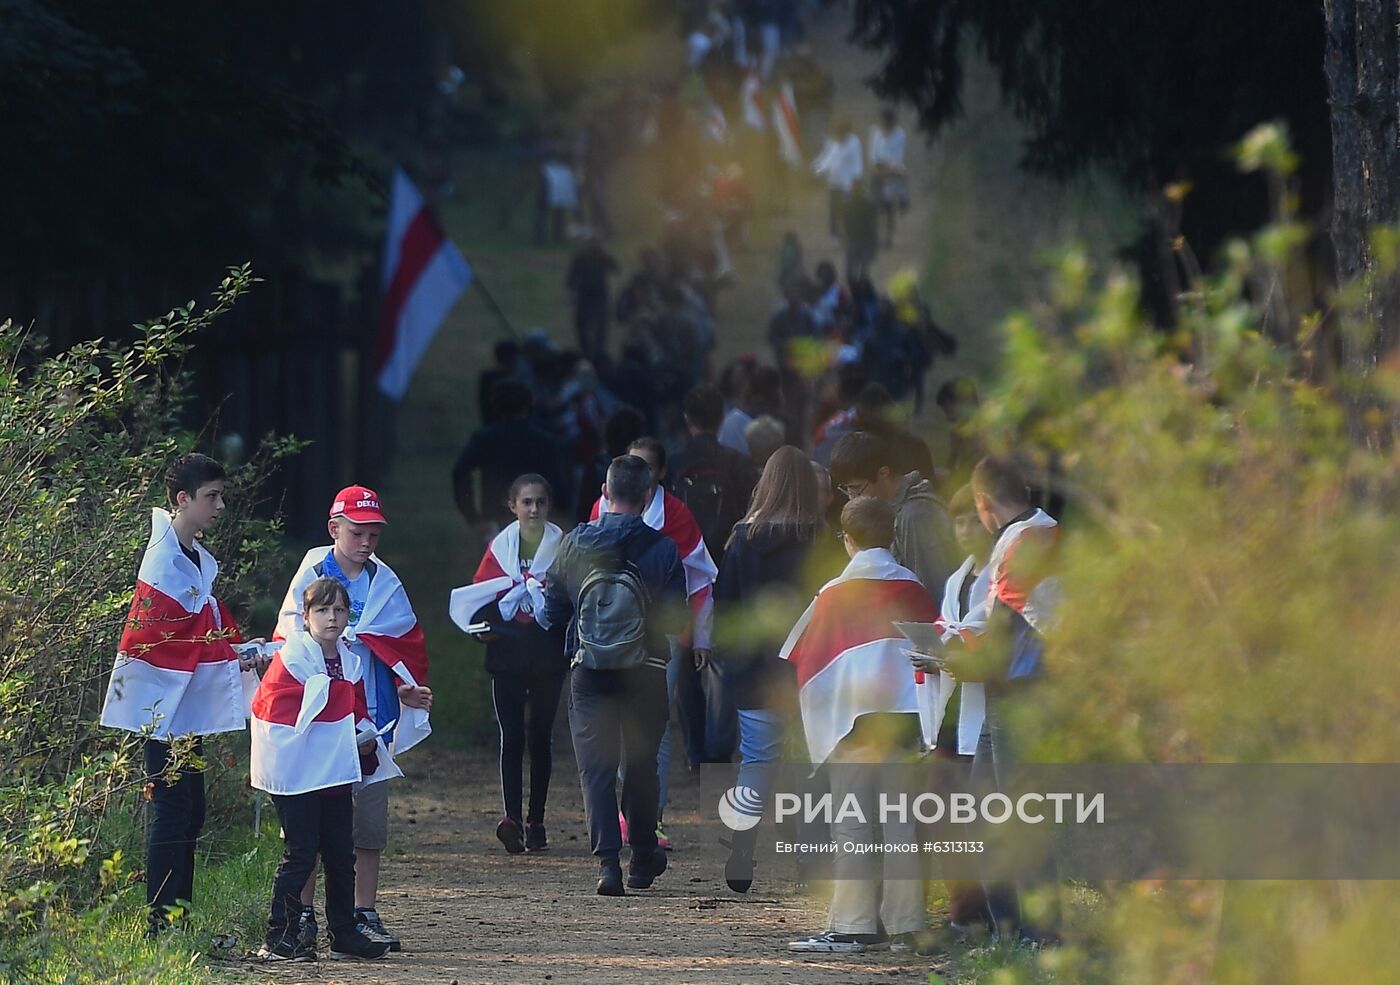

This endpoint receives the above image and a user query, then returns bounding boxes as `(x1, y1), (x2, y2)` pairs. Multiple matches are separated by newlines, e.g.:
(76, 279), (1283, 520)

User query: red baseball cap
(329, 485), (387, 525)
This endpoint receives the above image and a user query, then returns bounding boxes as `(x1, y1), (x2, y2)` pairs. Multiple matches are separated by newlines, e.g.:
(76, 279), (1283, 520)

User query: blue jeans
(735, 708), (784, 794)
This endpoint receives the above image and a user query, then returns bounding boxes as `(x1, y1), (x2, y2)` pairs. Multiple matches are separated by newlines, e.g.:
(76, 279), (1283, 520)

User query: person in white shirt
(812, 120), (863, 242)
(868, 108), (909, 247)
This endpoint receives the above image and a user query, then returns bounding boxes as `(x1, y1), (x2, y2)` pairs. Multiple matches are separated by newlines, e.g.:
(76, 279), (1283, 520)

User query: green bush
(0, 265), (302, 972)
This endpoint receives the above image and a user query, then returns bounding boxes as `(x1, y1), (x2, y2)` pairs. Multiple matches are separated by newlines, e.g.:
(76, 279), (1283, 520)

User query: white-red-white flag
(740, 70), (767, 131)
(772, 81), (802, 167)
(375, 169), (473, 401)
(779, 548), (937, 765)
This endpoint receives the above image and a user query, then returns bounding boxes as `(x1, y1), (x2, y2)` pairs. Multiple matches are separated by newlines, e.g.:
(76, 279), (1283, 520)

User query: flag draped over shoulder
(779, 548), (936, 765)
(100, 509), (254, 739)
(740, 70), (767, 131)
(591, 489), (718, 649)
(449, 520), (563, 632)
(250, 631), (400, 795)
(275, 547), (431, 756)
(916, 555), (990, 754)
(375, 168), (474, 402)
(772, 81), (802, 166)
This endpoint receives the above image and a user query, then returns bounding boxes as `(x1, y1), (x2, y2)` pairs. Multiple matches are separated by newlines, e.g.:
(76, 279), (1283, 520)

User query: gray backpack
(574, 558), (652, 670)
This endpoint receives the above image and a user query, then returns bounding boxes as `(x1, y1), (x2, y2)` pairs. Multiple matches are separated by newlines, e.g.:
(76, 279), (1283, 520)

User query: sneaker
(654, 821), (671, 851)
(496, 815), (526, 854)
(256, 937), (316, 962)
(889, 931), (941, 956)
(328, 928), (390, 961)
(525, 821), (549, 852)
(724, 846), (754, 894)
(597, 860), (625, 897)
(355, 908), (401, 953)
(787, 931), (889, 953)
(626, 849), (668, 889)
(295, 907), (318, 951)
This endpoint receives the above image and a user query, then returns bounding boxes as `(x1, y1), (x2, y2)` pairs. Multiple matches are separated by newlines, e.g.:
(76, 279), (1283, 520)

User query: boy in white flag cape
(273, 485), (432, 953)
(251, 578), (397, 962)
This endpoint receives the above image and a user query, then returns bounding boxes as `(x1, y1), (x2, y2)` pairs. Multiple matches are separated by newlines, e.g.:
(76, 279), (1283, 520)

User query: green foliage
(958, 124), (1400, 980)
(0, 266), (302, 969)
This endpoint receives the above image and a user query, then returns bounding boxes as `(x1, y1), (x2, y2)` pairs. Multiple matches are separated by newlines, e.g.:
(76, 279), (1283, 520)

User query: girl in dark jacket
(714, 446), (833, 890)
(450, 474), (568, 854)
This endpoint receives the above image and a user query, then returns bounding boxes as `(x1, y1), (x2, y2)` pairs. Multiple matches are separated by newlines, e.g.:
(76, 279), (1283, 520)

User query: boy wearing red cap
(272, 485), (433, 953)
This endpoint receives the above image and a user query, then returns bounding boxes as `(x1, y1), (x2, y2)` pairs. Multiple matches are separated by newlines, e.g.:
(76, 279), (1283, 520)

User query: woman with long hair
(713, 445), (827, 892)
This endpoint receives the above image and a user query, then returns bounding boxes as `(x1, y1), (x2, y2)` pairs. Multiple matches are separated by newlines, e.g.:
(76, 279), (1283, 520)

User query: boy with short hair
(100, 452), (259, 936)
(274, 486), (433, 953)
(782, 496), (937, 953)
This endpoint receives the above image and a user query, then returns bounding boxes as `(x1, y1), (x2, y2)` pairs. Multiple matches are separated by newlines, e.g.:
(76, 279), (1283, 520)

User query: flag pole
(469, 273), (520, 342)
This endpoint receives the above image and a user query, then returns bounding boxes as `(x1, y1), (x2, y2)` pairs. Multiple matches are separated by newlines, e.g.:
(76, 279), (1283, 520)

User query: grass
(10, 810), (284, 984)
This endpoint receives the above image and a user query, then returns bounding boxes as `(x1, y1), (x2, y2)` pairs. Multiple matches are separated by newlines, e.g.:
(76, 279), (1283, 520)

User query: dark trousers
(569, 666), (668, 863)
(492, 671), (567, 824)
(144, 738), (206, 927)
(267, 791), (356, 945)
(971, 698), (1061, 937)
(574, 295), (609, 362)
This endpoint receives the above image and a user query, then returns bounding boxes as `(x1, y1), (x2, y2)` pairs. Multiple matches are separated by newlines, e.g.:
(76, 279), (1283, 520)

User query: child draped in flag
(781, 496), (937, 954)
(274, 486), (432, 954)
(449, 474), (568, 854)
(100, 453), (259, 936)
(251, 578), (397, 962)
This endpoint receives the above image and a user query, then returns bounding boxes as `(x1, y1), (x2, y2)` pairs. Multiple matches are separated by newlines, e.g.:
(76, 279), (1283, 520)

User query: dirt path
(267, 12), (959, 985)
(245, 748), (951, 985)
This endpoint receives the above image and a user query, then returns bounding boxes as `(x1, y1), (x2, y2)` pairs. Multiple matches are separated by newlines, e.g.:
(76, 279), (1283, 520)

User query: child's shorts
(353, 778), (391, 850)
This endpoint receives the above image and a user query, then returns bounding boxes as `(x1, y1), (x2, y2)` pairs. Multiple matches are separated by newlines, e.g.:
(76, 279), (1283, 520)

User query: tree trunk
(1324, 0), (1400, 380)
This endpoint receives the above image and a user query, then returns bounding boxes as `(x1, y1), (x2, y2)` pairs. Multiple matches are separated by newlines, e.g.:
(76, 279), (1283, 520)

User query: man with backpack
(545, 454), (689, 897)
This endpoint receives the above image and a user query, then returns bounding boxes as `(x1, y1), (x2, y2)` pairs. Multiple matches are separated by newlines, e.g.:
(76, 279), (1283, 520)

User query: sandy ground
(234, 747), (951, 985)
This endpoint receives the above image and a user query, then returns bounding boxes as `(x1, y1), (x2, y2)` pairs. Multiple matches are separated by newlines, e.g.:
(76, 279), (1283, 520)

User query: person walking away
(713, 445), (824, 892)
(100, 453), (262, 937)
(668, 383), (760, 564)
(567, 236), (619, 363)
(450, 475), (569, 854)
(869, 108), (909, 247)
(250, 578), (397, 962)
(842, 178), (880, 285)
(544, 455), (689, 895)
(812, 120), (862, 243)
(782, 496), (937, 953)
(275, 487), (433, 954)
(452, 380), (567, 543)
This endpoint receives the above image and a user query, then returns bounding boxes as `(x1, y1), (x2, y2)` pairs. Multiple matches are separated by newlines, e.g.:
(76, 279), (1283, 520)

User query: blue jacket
(543, 511), (688, 673)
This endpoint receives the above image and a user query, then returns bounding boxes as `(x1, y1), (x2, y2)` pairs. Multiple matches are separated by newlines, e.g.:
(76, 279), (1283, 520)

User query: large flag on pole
(375, 169), (473, 401)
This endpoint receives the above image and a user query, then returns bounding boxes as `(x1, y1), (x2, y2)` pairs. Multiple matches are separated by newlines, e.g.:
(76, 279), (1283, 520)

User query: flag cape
(779, 548), (937, 765)
(100, 509), (254, 739)
(591, 489), (718, 649)
(275, 547), (431, 756)
(449, 521), (563, 632)
(772, 82), (802, 166)
(957, 509), (1060, 639)
(740, 71), (767, 131)
(914, 555), (989, 754)
(375, 168), (474, 401)
(249, 631), (400, 795)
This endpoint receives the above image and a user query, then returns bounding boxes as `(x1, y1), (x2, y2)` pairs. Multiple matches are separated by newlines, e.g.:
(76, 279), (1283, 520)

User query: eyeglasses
(837, 480), (869, 499)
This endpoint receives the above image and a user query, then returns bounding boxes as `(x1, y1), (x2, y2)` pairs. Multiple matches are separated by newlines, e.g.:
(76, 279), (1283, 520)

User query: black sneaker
(355, 908), (401, 953)
(721, 837), (754, 893)
(328, 927), (390, 961)
(256, 936), (316, 962)
(296, 907), (318, 951)
(496, 815), (526, 854)
(597, 860), (625, 897)
(525, 821), (549, 852)
(626, 849), (668, 889)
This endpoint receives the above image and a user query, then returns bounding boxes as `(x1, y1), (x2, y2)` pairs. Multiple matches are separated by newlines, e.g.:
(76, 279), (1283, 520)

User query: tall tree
(1323, 0), (1400, 373)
